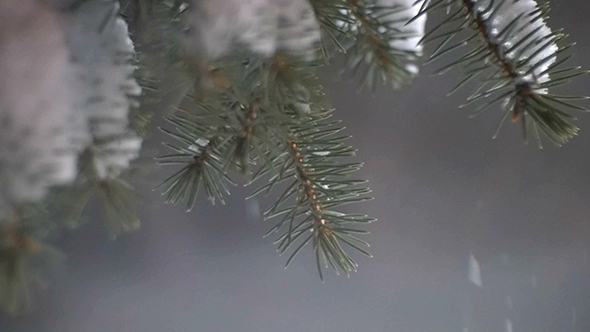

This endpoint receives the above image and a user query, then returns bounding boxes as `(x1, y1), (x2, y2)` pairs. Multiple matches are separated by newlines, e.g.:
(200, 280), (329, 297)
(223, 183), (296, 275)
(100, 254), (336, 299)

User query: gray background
(2, 1), (590, 331)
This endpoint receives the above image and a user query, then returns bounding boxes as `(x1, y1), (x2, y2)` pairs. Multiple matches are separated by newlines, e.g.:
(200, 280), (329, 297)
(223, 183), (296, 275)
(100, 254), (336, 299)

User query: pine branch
(33, 0), (146, 239)
(158, 54), (375, 278)
(318, 0), (426, 89)
(309, 0), (354, 56)
(248, 57), (375, 278)
(250, 110), (375, 279)
(48, 150), (143, 239)
(157, 114), (237, 210)
(128, 0), (192, 91)
(157, 55), (326, 210)
(0, 0), (84, 205)
(184, 0), (321, 60)
(0, 222), (64, 315)
(417, 0), (589, 146)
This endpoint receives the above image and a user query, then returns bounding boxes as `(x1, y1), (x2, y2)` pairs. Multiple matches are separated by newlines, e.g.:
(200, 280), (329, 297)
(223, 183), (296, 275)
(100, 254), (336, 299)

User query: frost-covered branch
(419, 0), (588, 146)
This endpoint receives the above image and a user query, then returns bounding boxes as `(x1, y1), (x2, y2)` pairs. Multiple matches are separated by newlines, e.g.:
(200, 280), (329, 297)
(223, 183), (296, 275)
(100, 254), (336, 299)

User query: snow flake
(468, 253), (482, 287)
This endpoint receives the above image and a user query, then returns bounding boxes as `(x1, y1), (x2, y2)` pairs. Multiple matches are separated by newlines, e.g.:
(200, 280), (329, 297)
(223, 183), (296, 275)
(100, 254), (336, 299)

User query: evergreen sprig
(159, 55), (374, 278)
(310, 0), (353, 56)
(415, 0), (589, 146)
(344, 0), (424, 89)
(157, 55), (325, 211)
(4, 0), (589, 316)
(48, 151), (143, 239)
(0, 223), (64, 315)
(248, 106), (375, 280)
(312, 0), (425, 89)
(127, 0), (190, 136)
(156, 108), (238, 210)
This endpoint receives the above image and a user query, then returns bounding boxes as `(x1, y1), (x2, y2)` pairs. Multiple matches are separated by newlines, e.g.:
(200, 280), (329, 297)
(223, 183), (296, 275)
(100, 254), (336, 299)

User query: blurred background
(2, 1), (590, 331)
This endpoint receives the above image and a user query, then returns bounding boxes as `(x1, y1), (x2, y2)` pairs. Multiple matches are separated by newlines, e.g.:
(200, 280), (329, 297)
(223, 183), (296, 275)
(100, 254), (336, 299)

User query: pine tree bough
(276, 138), (373, 279)
(323, 0), (427, 89)
(0, 219), (65, 315)
(0, 0), (587, 315)
(0, 0), (81, 207)
(417, 0), (588, 146)
(159, 57), (374, 278)
(0, 0), (142, 210)
(186, 0), (322, 59)
(63, 0), (143, 178)
(0, 0), (142, 313)
(463, 0), (557, 112)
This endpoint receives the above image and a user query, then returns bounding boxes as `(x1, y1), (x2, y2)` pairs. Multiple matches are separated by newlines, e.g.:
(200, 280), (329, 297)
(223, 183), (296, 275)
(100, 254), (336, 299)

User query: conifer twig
(417, 0), (588, 146)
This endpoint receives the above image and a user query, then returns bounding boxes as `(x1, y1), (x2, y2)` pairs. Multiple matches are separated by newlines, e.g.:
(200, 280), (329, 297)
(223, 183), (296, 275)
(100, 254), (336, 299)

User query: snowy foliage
(474, 0), (557, 93)
(0, 0), (81, 206)
(335, 0), (427, 88)
(0, 0), (142, 212)
(63, 0), (142, 179)
(187, 0), (321, 59)
(0, 0), (586, 316)
(379, 0), (426, 55)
